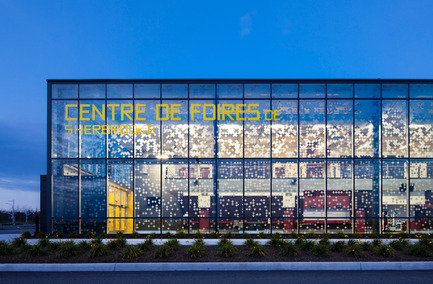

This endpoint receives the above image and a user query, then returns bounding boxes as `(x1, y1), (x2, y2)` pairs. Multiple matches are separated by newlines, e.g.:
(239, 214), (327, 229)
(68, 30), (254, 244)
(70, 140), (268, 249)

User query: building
(43, 79), (433, 235)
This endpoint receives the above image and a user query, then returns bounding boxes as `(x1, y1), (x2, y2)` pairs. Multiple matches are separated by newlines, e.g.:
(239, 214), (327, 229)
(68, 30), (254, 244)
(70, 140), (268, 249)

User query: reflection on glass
(245, 100), (270, 158)
(355, 100), (380, 158)
(107, 84), (133, 99)
(354, 84), (380, 98)
(52, 100), (78, 158)
(245, 84), (270, 98)
(299, 84), (325, 98)
(134, 84), (160, 99)
(327, 84), (353, 98)
(272, 84), (298, 98)
(272, 100), (297, 157)
(79, 84), (105, 99)
(410, 100), (433, 158)
(327, 100), (353, 158)
(382, 100), (408, 158)
(52, 84), (78, 99)
(300, 100), (325, 158)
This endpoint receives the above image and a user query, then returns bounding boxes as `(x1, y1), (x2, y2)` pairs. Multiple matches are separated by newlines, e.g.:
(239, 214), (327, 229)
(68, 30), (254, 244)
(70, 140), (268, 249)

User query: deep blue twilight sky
(0, 0), (432, 210)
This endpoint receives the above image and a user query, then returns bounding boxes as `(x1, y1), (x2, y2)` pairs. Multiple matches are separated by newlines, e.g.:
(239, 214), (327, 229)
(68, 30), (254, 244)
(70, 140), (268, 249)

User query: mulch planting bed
(1, 245), (432, 263)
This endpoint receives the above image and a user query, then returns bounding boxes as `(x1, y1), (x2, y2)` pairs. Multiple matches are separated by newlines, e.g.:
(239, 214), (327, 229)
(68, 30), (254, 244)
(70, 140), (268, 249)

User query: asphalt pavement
(0, 270), (432, 284)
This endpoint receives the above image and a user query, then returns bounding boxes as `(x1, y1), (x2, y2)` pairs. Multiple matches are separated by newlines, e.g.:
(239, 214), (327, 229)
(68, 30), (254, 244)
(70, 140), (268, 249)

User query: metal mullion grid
(352, 83), (355, 234)
(132, 84), (135, 234)
(380, 83), (383, 234)
(159, 84), (163, 234)
(213, 84), (218, 232)
(187, 84), (190, 234)
(270, 86), (273, 234)
(297, 84), (300, 234)
(407, 84), (411, 232)
(242, 83), (245, 234)
(48, 83), (53, 233)
(104, 84), (109, 234)
(77, 87), (81, 234)
(325, 84), (328, 233)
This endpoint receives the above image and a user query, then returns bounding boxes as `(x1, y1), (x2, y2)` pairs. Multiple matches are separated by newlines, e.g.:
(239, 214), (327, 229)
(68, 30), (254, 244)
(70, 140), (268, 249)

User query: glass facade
(47, 80), (433, 234)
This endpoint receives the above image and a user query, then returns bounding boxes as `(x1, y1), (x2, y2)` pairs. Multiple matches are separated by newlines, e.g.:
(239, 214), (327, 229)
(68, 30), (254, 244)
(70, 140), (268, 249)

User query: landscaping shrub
(26, 245), (48, 257)
(34, 232), (46, 238)
(241, 232), (250, 239)
(417, 237), (433, 249)
(123, 245), (144, 259)
(311, 244), (330, 257)
(306, 232), (317, 239)
(257, 232), (267, 239)
(389, 239), (409, 251)
(68, 232), (78, 238)
(384, 232), (393, 239)
(289, 232), (298, 239)
(353, 233), (362, 238)
(222, 232), (234, 239)
(38, 238), (50, 248)
(319, 238), (330, 246)
(194, 231), (204, 239)
(398, 232), (410, 239)
(90, 238), (103, 246)
(57, 241), (79, 258)
(89, 243), (109, 258)
(154, 244), (173, 259)
(372, 239), (382, 247)
(176, 231), (187, 239)
(335, 231), (345, 238)
(137, 239), (154, 251)
(299, 240), (315, 251)
(375, 244), (394, 257)
(209, 231), (219, 238)
(347, 239), (357, 247)
(54, 232), (65, 238)
(48, 241), (61, 251)
(78, 241), (91, 250)
(244, 238), (258, 249)
(360, 241), (373, 251)
(368, 232), (379, 239)
(268, 233), (284, 248)
(0, 241), (14, 256)
(279, 241), (300, 257)
(331, 241), (346, 252)
(321, 232), (330, 239)
(186, 240), (206, 258)
(246, 243), (266, 257)
(147, 233), (157, 239)
(164, 232), (174, 239)
(11, 238), (27, 248)
(216, 239), (237, 257)
(107, 238), (126, 250)
(295, 237), (304, 246)
(85, 231), (95, 239)
(405, 243), (432, 257)
(345, 244), (362, 258)
(98, 232), (108, 239)
(116, 231), (124, 238)
(21, 231), (32, 239)
(166, 239), (180, 251)
(132, 231), (140, 239)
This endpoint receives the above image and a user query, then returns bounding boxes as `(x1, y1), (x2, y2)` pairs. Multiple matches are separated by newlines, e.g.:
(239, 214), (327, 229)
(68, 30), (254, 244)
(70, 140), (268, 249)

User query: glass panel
(410, 100), (433, 158)
(52, 159), (78, 219)
(382, 84), (408, 99)
(134, 84), (160, 99)
(217, 84), (243, 99)
(107, 100), (133, 158)
(162, 100), (188, 158)
(135, 218), (161, 234)
(218, 160), (243, 233)
(327, 160), (352, 233)
(107, 84), (133, 99)
(299, 100), (325, 158)
(79, 84), (105, 99)
(410, 160), (433, 232)
(327, 84), (353, 98)
(189, 159), (216, 233)
(272, 100), (297, 158)
(189, 84), (215, 99)
(80, 160), (106, 221)
(162, 160), (188, 219)
(382, 100), (408, 158)
(245, 160), (270, 233)
(299, 84), (325, 98)
(355, 160), (380, 233)
(327, 100), (353, 158)
(52, 100), (78, 158)
(382, 160), (408, 228)
(244, 84), (270, 98)
(300, 160), (325, 233)
(162, 84), (188, 99)
(52, 84), (78, 99)
(107, 160), (133, 233)
(189, 100), (215, 158)
(410, 84), (433, 99)
(354, 84), (380, 98)
(272, 160), (298, 233)
(79, 100), (106, 158)
(135, 160), (161, 222)
(272, 84), (298, 98)
(135, 100), (160, 158)
(355, 100), (380, 158)
(244, 100), (270, 158)
(217, 100), (243, 158)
